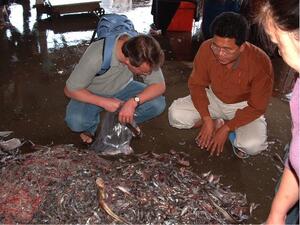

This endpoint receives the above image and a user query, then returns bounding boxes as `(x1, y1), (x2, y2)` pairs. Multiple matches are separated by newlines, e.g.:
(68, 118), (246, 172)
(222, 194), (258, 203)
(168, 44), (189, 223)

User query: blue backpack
(93, 13), (138, 76)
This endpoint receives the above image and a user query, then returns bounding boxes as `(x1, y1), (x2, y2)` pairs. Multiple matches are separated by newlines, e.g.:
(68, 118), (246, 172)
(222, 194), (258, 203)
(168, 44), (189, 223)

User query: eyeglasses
(210, 43), (239, 56)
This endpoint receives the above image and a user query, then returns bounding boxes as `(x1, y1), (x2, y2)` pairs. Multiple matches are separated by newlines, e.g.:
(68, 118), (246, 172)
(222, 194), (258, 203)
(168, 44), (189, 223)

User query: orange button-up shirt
(188, 39), (274, 131)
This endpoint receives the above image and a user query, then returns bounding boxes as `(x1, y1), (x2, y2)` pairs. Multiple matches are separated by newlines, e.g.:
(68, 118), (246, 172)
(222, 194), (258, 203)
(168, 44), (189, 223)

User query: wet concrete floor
(0, 0), (295, 223)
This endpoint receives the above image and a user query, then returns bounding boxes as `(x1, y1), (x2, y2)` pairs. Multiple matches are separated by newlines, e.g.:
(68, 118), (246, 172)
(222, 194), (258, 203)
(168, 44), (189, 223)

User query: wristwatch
(133, 95), (140, 105)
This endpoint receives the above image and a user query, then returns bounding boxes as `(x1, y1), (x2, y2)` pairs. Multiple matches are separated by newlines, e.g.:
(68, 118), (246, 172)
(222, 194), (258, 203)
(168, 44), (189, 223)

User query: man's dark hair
(122, 34), (165, 70)
(210, 12), (249, 46)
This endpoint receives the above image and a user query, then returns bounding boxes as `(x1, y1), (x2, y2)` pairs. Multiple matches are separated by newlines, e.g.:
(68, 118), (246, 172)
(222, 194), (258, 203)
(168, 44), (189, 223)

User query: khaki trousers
(168, 88), (268, 155)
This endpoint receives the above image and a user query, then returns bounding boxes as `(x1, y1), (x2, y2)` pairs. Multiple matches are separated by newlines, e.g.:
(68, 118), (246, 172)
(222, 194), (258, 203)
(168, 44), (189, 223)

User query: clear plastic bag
(90, 111), (136, 156)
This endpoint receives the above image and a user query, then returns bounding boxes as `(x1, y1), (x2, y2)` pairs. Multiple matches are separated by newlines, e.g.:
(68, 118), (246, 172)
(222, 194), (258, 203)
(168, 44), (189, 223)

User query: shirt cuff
(225, 120), (237, 131)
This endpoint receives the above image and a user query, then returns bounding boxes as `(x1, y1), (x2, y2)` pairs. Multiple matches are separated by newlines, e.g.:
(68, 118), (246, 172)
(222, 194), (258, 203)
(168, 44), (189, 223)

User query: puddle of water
(6, 0), (153, 50)
(6, 0), (200, 51)
(50, 0), (105, 5)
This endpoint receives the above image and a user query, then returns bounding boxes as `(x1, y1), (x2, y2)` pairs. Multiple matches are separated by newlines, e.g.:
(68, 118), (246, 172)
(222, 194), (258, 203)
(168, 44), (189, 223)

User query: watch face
(134, 96), (140, 103)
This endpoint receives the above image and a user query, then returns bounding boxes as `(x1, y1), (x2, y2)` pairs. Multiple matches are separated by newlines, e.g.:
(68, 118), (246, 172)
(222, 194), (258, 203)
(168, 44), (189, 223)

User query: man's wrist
(202, 116), (212, 122)
(131, 97), (139, 107)
(221, 124), (230, 132)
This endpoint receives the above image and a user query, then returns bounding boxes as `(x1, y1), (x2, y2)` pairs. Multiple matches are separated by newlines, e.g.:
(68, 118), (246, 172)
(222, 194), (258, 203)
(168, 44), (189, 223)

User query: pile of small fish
(0, 145), (256, 224)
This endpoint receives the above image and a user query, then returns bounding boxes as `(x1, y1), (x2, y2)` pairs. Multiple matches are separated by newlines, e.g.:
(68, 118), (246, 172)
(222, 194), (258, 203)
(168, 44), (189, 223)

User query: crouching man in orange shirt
(168, 12), (274, 158)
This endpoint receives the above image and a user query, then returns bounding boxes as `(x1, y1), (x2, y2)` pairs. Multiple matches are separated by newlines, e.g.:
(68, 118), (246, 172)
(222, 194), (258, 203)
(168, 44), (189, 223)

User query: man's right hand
(102, 97), (123, 112)
(195, 116), (214, 149)
(64, 87), (123, 112)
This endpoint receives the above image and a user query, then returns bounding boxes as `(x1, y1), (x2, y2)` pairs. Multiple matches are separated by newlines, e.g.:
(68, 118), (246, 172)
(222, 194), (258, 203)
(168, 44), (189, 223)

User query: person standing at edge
(168, 12), (274, 158)
(256, 0), (299, 224)
(64, 34), (166, 143)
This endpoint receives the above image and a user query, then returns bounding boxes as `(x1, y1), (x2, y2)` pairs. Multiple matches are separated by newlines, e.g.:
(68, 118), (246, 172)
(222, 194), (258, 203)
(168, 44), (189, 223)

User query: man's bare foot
(80, 132), (93, 144)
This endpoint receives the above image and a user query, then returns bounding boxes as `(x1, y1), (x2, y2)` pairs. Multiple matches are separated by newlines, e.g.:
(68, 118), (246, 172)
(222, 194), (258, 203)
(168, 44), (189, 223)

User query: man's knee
(65, 112), (86, 132)
(238, 137), (268, 155)
(168, 103), (195, 129)
(65, 111), (99, 133)
(65, 100), (101, 133)
(135, 96), (166, 123)
(235, 117), (268, 155)
(151, 96), (166, 116)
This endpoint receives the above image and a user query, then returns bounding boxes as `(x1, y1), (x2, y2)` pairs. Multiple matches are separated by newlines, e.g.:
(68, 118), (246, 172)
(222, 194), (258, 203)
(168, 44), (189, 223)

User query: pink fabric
(289, 78), (299, 179)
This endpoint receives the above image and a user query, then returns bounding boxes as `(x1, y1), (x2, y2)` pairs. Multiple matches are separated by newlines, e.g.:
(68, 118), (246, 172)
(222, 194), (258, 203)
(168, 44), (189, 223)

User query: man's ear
(123, 57), (130, 66)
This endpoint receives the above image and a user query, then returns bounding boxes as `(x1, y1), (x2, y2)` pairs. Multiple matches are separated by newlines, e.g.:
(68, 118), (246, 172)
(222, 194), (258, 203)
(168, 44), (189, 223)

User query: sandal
(232, 146), (250, 159)
(228, 132), (250, 159)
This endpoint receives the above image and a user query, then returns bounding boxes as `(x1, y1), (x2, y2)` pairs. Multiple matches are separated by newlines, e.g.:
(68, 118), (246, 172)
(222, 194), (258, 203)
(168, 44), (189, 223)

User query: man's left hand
(207, 125), (230, 156)
(118, 98), (137, 124)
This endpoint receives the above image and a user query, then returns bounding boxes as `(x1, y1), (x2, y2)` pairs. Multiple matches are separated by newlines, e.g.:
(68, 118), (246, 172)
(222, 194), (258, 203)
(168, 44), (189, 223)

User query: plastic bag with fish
(90, 111), (137, 156)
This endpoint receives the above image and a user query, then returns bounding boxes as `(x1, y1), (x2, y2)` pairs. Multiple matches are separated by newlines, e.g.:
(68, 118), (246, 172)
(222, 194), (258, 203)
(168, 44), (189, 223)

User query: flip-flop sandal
(232, 146), (250, 159)
(228, 132), (250, 159)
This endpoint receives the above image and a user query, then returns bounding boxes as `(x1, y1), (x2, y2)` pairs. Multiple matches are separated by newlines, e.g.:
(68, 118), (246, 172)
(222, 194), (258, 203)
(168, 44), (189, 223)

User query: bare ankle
(80, 132), (93, 144)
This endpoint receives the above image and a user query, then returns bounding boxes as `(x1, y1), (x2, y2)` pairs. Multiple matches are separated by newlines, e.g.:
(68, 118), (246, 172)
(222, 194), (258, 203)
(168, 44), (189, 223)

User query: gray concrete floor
(0, 1), (296, 223)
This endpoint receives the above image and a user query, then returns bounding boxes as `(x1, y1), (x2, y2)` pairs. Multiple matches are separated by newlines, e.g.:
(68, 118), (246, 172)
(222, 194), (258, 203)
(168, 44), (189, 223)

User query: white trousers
(168, 89), (268, 155)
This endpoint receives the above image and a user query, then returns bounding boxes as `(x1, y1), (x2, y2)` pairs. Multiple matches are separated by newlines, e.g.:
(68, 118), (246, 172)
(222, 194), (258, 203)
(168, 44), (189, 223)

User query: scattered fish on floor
(0, 145), (255, 224)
